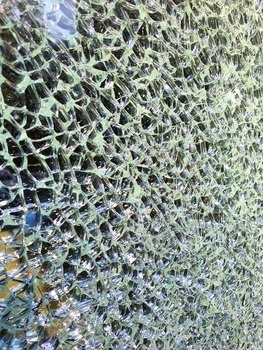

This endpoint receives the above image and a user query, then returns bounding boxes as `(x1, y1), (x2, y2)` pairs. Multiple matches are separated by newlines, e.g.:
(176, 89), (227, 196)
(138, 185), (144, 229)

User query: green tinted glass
(0, 0), (262, 349)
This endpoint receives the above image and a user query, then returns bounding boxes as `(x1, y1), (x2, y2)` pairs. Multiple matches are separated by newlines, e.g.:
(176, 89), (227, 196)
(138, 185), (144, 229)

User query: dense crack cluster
(0, 0), (262, 349)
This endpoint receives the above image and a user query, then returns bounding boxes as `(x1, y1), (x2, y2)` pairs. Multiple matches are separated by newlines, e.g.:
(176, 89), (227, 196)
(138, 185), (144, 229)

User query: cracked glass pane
(0, 0), (262, 349)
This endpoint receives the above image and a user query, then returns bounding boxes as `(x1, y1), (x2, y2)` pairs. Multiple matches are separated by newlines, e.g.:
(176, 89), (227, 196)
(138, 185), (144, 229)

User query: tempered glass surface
(0, 0), (262, 349)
